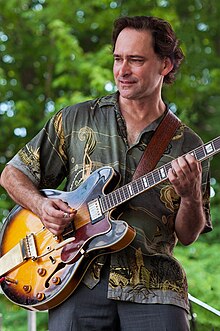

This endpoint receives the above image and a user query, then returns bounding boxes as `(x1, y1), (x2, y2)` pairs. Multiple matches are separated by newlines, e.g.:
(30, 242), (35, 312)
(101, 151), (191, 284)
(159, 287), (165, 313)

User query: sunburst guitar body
(0, 167), (135, 311)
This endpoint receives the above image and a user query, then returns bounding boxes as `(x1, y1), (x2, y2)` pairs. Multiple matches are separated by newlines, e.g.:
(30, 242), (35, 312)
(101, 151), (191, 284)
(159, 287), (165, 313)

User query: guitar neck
(100, 136), (220, 213)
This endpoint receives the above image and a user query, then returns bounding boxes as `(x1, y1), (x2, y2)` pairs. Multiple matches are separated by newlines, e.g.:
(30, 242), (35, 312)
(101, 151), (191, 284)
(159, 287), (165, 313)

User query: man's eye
(114, 57), (122, 62)
(130, 58), (144, 63)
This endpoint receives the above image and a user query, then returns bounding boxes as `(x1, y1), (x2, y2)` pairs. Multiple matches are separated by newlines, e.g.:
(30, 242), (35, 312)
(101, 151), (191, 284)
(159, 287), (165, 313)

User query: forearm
(1, 165), (45, 217)
(1, 165), (76, 235)
(175, 196), (206, 245)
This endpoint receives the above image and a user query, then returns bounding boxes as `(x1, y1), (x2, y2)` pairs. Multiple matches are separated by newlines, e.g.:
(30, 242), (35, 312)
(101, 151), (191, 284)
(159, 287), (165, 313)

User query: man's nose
(119, 60), (131, 76)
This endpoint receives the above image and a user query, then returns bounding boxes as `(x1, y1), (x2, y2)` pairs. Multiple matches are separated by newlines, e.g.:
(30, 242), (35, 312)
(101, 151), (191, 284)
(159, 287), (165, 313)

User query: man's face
(113, 28), (166, 101)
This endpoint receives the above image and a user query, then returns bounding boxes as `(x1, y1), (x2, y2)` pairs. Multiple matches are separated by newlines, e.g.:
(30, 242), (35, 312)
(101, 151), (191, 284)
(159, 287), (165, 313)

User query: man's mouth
(118, 79), (136, 85)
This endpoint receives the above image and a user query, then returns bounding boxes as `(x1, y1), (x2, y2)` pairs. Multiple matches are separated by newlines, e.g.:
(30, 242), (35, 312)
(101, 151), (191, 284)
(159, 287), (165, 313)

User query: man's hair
(112, 16), (184, 84)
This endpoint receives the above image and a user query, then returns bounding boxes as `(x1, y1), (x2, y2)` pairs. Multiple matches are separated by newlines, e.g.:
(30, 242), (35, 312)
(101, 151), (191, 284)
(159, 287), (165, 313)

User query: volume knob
(52, 277), (61, 285)
(37, 268), (46, 276)
(36, 292), (45, 301)
(23, 285), (32, 293)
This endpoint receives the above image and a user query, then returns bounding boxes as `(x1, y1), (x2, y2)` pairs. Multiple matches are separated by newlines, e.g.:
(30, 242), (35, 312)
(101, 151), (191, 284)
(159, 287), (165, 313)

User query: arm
(1, 165), (76, 235)
(168, 154), (206, 245)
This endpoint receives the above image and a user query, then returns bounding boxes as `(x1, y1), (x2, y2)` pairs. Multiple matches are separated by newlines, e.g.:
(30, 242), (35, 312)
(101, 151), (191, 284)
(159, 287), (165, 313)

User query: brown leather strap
(132, 109), (181, 180)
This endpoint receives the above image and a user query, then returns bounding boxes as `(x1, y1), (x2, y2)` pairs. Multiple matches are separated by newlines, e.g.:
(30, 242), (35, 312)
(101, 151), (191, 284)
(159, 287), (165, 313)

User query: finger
(170, 158), (187, 180)
(176, 156), (191, 176)
(168, 167), (178, 181)
(51, 199), (76, 213)
(184, 154), (201, 172)
(47, 200), (77, 219)
(174, 155), (199, 179)
(62, 209), (77, 218)
(47, 223), (67, 236)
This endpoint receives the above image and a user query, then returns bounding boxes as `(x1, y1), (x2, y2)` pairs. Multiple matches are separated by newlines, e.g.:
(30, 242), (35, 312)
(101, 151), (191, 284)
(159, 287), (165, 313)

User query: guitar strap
(132, 109), (181, 180)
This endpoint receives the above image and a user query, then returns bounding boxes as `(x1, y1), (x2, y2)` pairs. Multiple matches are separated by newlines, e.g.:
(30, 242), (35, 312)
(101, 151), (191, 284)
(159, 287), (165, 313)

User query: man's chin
(118, 89), (135, 99)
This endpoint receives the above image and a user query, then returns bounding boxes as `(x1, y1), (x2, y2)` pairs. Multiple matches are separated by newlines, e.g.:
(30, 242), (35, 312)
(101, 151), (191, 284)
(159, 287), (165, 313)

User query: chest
(120, 111), (152, 146)
(125, 119), (148, 146)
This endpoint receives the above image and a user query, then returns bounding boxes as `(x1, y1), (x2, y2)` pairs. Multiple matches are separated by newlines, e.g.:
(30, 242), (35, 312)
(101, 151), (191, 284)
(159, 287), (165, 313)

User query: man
(1, 16), (212, 330)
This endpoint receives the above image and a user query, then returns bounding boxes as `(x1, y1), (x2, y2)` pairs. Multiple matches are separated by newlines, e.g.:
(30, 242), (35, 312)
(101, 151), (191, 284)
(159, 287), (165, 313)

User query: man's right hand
(39, 198), (77, 236)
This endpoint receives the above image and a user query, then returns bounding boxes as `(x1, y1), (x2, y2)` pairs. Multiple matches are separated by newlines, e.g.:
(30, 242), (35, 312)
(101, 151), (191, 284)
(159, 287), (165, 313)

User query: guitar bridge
(0, 234), (38, 277)
(21, 234), (38, 260)
(88, 198), (104, 224)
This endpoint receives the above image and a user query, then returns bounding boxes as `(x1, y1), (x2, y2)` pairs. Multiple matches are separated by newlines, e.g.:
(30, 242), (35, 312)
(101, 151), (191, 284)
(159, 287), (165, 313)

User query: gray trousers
(49, 265), (190, 331)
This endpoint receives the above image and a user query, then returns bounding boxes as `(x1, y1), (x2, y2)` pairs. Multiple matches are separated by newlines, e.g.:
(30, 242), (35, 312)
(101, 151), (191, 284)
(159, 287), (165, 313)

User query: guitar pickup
(62, 221), (75, 240)
(88, 198), (104, 224)
(21, 233), (38, 260)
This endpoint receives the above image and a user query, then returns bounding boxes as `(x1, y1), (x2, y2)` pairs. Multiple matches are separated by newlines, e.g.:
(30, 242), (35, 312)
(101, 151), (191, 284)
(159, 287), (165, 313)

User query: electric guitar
(0, 136), (220, 311)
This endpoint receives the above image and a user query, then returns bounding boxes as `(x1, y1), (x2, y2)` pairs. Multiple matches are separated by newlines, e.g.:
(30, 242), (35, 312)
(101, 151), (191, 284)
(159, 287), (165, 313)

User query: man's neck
(118, 96), (167, 146)
(119, 96), (166, 126)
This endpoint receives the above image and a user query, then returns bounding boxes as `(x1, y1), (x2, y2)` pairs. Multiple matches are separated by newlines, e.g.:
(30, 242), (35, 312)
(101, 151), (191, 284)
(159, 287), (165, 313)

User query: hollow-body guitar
(0, 136), (220, 311)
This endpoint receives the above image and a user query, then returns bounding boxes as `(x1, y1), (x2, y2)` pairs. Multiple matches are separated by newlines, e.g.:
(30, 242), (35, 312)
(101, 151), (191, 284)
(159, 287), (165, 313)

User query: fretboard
(100, 136), (220, 213)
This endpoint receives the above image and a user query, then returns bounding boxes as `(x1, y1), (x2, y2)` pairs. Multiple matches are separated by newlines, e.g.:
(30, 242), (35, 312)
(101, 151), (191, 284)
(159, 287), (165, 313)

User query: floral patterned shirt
(9, 92), (212, 312)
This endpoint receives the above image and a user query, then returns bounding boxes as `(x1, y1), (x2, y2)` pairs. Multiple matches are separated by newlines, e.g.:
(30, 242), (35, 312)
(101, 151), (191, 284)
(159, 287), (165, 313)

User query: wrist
(29, 193), (46, 217)
(181, 194), (203, 206)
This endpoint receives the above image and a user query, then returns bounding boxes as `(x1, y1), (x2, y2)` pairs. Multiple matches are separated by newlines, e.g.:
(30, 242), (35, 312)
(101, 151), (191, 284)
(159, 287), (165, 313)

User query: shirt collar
(98, 92), (168, 133)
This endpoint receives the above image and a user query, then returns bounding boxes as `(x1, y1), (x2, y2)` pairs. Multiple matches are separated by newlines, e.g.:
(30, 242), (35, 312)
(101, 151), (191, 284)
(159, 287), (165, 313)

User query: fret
(142, 176), (148, 188)
(99, 197), (107, 213)
(194, 146), (205, 161)
(128, 184), (133, 196)
(213, 137), (220, 150)
(123, 185), (131, 201)
(105, 194), (113, 210)
(132, 181), (139, 195)
(137, 177), (145, 191)
(112, 191), (119, 205)
(110, 192), (118, 206)
(152, 169), (161, 183)
(147, 173), (154, 186)
(108, 193), (113, 207)
(159, 166), (167, 179)
(114, 190), (122, 205)
(103, 195), (108, 209)
(204, 142), (215, 155)
(119, 187), (126, 202)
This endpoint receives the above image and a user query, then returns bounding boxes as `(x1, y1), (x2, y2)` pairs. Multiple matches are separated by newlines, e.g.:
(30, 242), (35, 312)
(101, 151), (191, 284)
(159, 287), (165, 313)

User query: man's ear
(161, 57), (173, 76)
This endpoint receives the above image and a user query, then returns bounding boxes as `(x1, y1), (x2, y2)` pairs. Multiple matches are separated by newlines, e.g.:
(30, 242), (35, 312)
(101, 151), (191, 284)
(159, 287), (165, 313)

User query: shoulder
(174, 121), (204, 153)
(182, 124), (204, 149)
(58, 92), (119, 119)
